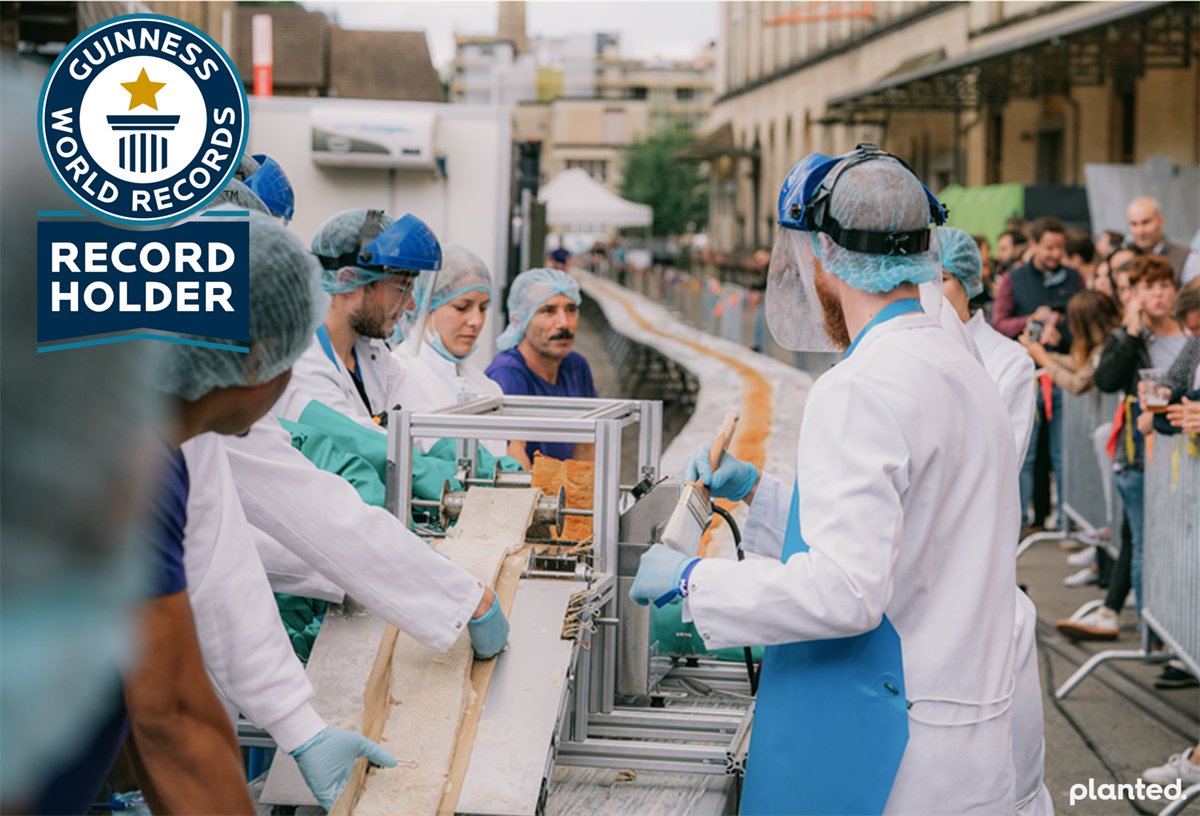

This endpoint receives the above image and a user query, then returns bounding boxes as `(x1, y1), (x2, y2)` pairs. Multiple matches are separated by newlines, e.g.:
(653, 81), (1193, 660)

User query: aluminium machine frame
(388, 395), (753, 816)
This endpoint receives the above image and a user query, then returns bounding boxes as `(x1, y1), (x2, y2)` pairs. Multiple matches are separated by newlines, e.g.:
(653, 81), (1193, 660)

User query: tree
(619, 130), (708, 237)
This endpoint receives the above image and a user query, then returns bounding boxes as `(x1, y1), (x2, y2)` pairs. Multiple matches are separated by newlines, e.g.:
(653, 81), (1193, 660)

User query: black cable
(1037, 635), (1157, 816)
(712, 503), (759, 696)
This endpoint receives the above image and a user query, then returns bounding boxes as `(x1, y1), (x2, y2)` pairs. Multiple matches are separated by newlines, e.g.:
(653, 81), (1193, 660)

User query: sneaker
(1057, 605), (1119, 640)
(1067, 546), (1097, 568)
(1142, 746), (1200, 786)
(1155, 662), (1200, 690)
(1063, 566), (1099, 587)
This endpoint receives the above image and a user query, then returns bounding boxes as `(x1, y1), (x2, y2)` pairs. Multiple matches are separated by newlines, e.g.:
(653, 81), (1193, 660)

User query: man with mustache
(485, 268), (597, 465)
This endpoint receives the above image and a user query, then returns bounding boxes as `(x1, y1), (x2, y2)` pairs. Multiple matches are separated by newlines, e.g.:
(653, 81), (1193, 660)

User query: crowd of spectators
(971, 197), (1200, 785)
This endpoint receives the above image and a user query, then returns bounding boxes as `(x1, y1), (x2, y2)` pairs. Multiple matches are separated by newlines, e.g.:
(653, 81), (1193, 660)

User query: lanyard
(316, 324), (340, 372)
(842, 298), (923, 360)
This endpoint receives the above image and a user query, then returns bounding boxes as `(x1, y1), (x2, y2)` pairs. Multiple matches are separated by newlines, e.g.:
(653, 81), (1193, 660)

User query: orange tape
(595, 282), (774, 557)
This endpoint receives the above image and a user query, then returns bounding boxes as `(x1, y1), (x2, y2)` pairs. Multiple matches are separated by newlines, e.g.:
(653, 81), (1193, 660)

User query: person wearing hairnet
(1, 58), (168, 811)
(156, 210), (401, 811)
(630, 146), (1020, 814)
(217, 212), (511, 668)
(272, 209), (432, 432)
(391, 245), (510, 458)
(484, 268), (598, 466)
(941, 228), (1051, 815)
(941, 226), (1036, 461)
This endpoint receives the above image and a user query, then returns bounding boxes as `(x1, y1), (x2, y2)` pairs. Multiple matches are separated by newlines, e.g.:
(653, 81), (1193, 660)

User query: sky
(302, 1), (720, 70)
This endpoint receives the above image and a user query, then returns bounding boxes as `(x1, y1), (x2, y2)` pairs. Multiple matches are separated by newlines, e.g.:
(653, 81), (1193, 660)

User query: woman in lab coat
(391, 245), (509, 458)
(630, 147), (1020, 815)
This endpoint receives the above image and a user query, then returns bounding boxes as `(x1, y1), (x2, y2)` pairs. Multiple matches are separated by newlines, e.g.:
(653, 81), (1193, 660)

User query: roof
(822, 0), (1195, 123)
(538, 168), (653, 228)
(328, 27), (443, 102)
(234, 5), (329, 89)
(672, 122), (761, 162)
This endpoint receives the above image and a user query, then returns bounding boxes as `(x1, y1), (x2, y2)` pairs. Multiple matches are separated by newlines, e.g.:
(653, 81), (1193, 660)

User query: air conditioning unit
(310, 106), (436, 170)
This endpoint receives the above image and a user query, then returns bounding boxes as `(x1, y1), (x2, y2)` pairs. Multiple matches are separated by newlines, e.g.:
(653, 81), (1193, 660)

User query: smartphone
(1027, 320), (1044, 343)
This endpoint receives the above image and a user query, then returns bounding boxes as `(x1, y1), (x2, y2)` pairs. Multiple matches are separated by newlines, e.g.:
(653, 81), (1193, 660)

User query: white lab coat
(180, 433), (327, 754)
(274, 332), (405, 433)
(392, 340), (507, 456)
(920, 280), (983, 363)
(1013, 589), (1055, 816)
(221, 418), (485, 652)
(686, 314), (1019, 814)
(968, 310), (1037, 463)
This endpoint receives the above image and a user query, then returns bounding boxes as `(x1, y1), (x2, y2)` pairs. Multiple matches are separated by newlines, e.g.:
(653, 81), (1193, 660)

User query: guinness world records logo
(38, 14), (248, 226)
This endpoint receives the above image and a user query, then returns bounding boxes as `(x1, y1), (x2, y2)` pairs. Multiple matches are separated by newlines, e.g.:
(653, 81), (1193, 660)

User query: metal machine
(261, 394), (754, 815)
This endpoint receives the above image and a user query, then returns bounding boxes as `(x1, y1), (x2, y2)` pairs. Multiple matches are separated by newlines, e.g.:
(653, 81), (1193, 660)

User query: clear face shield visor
(390, 269), (439, 357)
(765, 228), (840, 353)
(765, 227), (943, 352)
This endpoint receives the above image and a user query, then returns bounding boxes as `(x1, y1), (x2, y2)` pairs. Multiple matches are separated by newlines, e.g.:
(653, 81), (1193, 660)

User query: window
(603, 109), (626, 145)
(676, 87), (694, 101)
(566, 160), (607, 182)
(629, 86), (647, 100)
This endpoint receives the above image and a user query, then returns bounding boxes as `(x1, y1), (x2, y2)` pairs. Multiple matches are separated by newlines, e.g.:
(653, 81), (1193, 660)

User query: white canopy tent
(538, 168), (653, 229)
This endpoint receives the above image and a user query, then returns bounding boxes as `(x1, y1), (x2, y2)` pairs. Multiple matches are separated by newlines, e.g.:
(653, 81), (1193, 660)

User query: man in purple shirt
(486, 268), (598, 465)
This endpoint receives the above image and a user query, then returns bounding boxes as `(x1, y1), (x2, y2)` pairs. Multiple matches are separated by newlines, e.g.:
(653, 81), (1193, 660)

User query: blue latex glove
(684, 444), (759, 502)
(290, 726), (397, 809)
(467, 593), (510, 659)
(630, 544), (699, 607)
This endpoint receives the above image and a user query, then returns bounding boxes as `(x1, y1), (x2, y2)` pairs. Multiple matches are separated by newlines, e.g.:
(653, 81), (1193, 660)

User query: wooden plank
(329, 623), (399, 815)
(436, 550), (526, 815)
(346, 488), (541, 816)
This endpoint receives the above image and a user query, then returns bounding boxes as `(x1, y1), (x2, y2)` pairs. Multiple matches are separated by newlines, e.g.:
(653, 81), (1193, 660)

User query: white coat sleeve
(739, 471), (789, 560)
(1000, 353), (1037, 464)
(253, 523), (346, 603)
(686, 377), (908, 650)
(181, 436), (327, 754)
(222, 420), (485, 652)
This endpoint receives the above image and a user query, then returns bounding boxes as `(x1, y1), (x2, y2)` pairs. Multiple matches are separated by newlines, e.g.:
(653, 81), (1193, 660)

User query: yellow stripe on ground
(589, 279), (774, 557)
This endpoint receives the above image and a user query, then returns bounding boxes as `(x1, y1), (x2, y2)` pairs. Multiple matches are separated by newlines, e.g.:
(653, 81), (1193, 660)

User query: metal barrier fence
(1142, 433), (1200, 679)
(1060, 391), (1126, 543)
(1017, 389), (1126, 559)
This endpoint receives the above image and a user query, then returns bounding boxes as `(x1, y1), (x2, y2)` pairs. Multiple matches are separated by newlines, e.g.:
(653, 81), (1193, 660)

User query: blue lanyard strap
(315, 324), (340, 372)
(842, 297), (923, 360)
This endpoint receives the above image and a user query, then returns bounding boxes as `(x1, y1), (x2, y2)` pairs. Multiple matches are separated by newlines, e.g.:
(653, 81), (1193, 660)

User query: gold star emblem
(120, 68), (166, 111)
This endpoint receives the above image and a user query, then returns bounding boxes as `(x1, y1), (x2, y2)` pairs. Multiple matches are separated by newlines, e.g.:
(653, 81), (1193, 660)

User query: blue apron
(740, 299), (921, 816)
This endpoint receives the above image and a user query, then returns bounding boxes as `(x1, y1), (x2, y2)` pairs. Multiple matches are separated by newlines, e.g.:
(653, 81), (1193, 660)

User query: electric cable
(712, 503), (759, 695)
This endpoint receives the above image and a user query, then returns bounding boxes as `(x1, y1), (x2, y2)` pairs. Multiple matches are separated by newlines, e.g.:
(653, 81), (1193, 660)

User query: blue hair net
(311, 208), (397, 294)
(813, 158), (942, 293)
(497, 268), (581, 351)
(938, 227), (984, 299)
(155, 210), (329, 400)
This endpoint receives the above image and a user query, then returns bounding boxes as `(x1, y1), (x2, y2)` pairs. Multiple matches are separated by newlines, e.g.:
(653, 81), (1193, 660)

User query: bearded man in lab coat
(631, 145), (1021, 815)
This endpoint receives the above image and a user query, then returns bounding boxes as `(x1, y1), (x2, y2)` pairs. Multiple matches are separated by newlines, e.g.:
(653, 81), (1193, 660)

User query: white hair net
(310, 208), (398, 294)
(392, 245), (492, 354)
(938, 227), (984, 299)
(813, 158), (942, 293)
(154, 210), (329, 400)
(497, 268), (581, 351)
(2, 55), (163, 805)
(205, 178), (271, 216)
